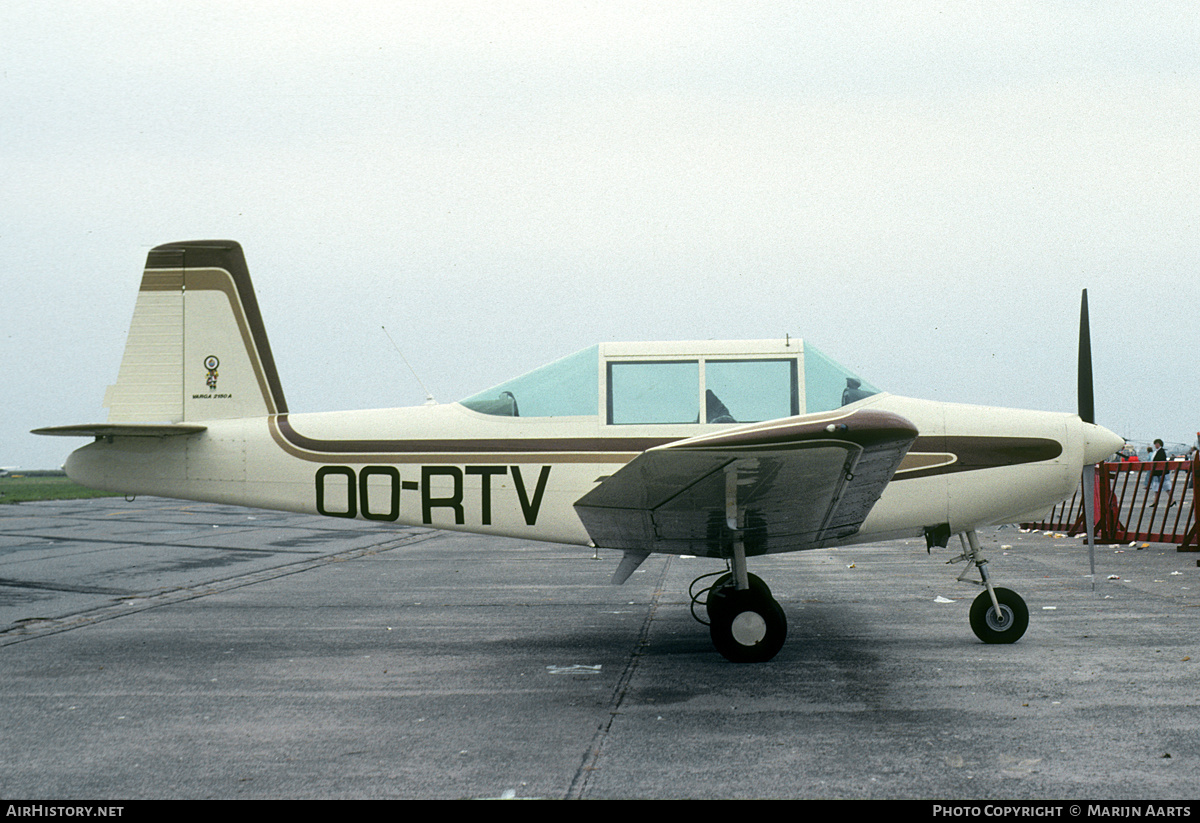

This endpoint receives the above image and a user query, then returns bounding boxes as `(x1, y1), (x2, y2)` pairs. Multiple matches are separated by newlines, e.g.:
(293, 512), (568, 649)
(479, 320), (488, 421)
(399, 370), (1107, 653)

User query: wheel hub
(985, 604), (1014, 632)
(730, 610), (768, 645)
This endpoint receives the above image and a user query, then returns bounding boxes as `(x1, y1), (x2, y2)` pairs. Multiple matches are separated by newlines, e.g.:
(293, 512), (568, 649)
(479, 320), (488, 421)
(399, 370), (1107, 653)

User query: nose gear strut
(949, 530), (1029, 644)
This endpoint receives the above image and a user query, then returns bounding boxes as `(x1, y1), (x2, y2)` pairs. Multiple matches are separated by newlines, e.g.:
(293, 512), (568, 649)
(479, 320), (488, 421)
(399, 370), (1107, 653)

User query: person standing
(1149, 438), (1168, 492)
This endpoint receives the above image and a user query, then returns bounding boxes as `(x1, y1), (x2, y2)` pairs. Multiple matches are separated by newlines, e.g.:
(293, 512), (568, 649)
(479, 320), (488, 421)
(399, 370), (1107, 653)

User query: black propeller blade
(1078, 289), (1094, 426)
(1078, 289), (1097, 590)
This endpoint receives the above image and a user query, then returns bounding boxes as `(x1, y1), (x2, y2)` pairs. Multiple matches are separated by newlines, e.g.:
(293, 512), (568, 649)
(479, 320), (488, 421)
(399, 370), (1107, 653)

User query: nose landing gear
(953, 530), (1029, 644)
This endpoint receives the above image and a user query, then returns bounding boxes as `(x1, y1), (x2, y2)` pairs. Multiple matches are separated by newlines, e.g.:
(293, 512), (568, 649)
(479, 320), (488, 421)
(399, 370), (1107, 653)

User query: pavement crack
(0, 531), (440, 646)
(0, 577), (134, 596)
(565, 554), (672, 800)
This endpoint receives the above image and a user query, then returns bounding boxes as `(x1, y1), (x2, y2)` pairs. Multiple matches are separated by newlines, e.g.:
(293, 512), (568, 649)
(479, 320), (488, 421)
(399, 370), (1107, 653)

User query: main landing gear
(688, 467), (788, 663)
(952, 530), (1029, 644)
(692, 570), (787, 663)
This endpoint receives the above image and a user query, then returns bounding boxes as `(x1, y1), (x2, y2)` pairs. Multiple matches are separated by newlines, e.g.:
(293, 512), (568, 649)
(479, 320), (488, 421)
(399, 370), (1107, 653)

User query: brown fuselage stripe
(269, 414), (1063, 477)
(269, 415), (673, 464)
(896, 436), (1063, 479)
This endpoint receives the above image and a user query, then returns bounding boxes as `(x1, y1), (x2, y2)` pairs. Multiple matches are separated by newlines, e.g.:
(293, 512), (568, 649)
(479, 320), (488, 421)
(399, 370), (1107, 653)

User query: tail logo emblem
(204, 355), (220, 390)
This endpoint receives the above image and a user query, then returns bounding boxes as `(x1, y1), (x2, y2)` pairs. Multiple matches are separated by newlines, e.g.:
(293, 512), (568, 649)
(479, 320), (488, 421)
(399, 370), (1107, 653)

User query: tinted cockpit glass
(459, 345), (599, 417)
(705, 360), (798, 423)
(459, 341), (877, 420)
(803, 343), (879, 412)
(607, 358), (798, 425)
(607, 361), (700, 424)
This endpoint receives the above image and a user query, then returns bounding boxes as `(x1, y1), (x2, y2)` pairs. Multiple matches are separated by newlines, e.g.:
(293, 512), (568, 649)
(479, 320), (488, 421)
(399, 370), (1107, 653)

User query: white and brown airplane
(35, 240), (1123, 662)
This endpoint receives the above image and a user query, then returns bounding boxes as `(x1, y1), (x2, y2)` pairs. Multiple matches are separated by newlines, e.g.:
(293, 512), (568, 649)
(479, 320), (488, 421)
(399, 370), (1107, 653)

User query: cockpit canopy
(459, 340), (879, 423)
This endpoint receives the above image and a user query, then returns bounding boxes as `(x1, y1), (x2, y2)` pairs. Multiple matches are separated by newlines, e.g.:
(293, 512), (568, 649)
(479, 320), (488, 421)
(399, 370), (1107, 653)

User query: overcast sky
(3, 1), (1198, 469)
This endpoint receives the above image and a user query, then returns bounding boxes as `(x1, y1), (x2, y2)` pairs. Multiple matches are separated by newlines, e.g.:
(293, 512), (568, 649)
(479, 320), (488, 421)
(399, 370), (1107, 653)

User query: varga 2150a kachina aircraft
(35, 240), (1124, 662)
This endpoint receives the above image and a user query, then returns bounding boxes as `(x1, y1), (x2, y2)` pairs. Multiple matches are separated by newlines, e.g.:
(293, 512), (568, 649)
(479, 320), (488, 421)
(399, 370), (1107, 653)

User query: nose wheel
(703, 572), (771, 621)
(956, 531), (1029, 644)
(969, 587), (1028, 644)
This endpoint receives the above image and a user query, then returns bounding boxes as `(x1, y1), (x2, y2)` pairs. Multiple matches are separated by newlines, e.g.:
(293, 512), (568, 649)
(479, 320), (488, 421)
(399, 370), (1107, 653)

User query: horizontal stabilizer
(32, 423), (207, 438)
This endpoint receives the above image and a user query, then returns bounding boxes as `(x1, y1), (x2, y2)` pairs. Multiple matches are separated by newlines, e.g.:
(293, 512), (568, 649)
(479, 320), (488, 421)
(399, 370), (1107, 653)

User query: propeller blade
(1078, 289), (1094, 425)
(1078, 289), (1097, 592)
(1083, 463), (1096, 592)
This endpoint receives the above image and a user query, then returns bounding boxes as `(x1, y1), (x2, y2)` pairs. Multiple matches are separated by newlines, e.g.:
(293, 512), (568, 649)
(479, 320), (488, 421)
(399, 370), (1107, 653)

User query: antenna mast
(381, 326), (436, 405)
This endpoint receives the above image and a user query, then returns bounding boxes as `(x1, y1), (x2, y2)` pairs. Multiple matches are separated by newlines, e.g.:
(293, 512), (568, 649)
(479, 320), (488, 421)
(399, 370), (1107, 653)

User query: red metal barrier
(1022, 456), (1198, 550)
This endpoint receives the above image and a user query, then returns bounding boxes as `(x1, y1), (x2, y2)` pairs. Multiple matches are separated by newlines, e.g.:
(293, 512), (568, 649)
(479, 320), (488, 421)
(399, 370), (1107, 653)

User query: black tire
(709, 589), (787, 663)
(705, 572), (771, 623)
(969, 587), (1029, 644)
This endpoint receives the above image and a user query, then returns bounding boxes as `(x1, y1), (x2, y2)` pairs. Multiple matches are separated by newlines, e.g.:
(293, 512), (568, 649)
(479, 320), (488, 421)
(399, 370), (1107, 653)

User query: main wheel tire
(709, 589), (787, 663)
(705, 573), (771, 623)
(969, 587), (1029, 644)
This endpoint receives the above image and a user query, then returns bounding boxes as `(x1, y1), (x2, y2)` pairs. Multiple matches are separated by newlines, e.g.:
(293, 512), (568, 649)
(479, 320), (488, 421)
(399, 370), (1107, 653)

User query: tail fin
(102, 240), (288, 422)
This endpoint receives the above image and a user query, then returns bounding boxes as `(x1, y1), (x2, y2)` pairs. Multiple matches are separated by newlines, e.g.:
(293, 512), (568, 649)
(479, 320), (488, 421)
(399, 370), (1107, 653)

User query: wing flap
(575, 408), (917, 558)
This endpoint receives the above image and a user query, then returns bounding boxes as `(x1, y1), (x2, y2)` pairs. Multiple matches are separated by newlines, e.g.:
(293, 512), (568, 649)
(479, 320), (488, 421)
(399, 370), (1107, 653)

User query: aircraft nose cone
(1083, 423), (1125, 465)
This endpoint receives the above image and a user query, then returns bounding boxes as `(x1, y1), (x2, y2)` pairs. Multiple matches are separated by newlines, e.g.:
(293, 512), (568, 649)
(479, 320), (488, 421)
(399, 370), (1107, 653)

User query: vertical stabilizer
(103, 241), (288, 422)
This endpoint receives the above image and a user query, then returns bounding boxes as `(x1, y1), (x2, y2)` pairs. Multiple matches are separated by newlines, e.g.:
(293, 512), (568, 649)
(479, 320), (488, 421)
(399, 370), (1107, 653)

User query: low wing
(574, 408), (917, 559)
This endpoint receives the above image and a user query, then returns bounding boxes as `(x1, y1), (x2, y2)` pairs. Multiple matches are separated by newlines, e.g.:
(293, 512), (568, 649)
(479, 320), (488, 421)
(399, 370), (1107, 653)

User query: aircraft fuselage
(38, 240), (1126, 660)
(64, 392), (1112, 557)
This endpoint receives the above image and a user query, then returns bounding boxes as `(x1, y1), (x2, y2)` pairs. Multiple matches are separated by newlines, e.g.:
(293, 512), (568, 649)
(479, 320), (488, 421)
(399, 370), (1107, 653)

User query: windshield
(459, 345), (599, 417)
(803, 343), (879, 413)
